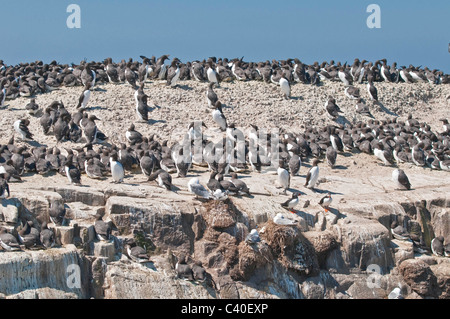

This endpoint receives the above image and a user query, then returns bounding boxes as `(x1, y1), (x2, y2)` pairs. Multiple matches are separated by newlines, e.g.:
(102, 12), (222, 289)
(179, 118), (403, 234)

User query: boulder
(391, 239), (414, 266)
(399, 259), (438, 297)
(331, 213), (394, 271)
(303, 231), (338, 268)
(89, 241), (116, 262)
(0, 198), (21, 224)
(41, 186), (105, 206)
(0, 245), (88, 298)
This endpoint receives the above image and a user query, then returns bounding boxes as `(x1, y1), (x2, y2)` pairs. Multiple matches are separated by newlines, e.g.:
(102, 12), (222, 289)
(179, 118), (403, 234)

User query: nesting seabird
(355, 98), (372, 117)
(25, 98), (39, 115)
(273, 213), (297, 226)
(206, 60), (220, 86)
(40, 222), (55, 249)
(176, 254), (194, 281)
(245, 229), (261, 244)
(431, 236), (444, 257)
(230, 173), (251, 197)
(48, 200), (66, 226)
(0, 174), (10, 199)
(188, 177), (212, 200)
(344, 86), (360, 100)
(0, 228), (21, 251)
(411, 142), (426, 167)
(390, 221), (410, 241)
(126, 242), (150, 263)
(192, 261), (207, 283)
(126, 124), (143, 145)
(94, 213), (111, 241)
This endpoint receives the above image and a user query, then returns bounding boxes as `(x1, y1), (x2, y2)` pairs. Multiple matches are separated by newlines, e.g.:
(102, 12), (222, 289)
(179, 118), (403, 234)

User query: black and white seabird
(25, 98), (39, 115)
(81, 62), (96, 88)
(279, 76), (290, 99)
(176, 254), (194, 281)
(212, 101), (228, 132)
(0, 174), (10, 199)
(148, 169), (173, 191)
(40, 222), (55, 249)
(305, 158), (320, 190)
(230, 173), (251, 197)
(0, 88), (6, 108)
(166, 58), (181, 87)
(281, 192), (299, 213)
(288, 154), (301, 176)
(277, 159), (290, 195)
(319, 193), (332, 212)
(77, 83), (91, 109)
(344, 86), (360, 100)
(338, 66), (353, 86)
(126, 242), (150, 263)
(206, 82), (218, 108)
(53, 114), (69, 144)
(94, 213), (111, 241)
(325, 98), (343, 120)
(110, 152), (125, 183)
(85, 158), (104, 179)
(355, 98), (372, 117)
(326, 146), (337, 168)
(124, 62), (138, 89)
(64, 154), (82, 185)
(0, 228), (21, 251)
(392, 169), (411, 190)
(135, 83), (149, 122)
(49, 200), (66, 226)
(104, 57), (120, 84)
(14, 119), (33, 141)
(18, 221), (39, 248)
(192, 261), (207, 283)
(367, 80), (378, 102)
(126, 124), (143, 145)
(206, 60), (220, 86)
(411, 142), (426, 167)
(374, 142), (394, 166)
(431, 236), (444, 257)
(390, 221), (410, 241)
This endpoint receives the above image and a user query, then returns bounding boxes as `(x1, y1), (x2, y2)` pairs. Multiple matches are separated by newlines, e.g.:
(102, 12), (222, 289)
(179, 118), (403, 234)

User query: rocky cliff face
(0, 183), (448, 299)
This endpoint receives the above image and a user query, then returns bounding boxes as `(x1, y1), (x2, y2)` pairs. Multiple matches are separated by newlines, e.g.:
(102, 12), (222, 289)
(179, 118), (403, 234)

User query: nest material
(201, 200), (236, 229)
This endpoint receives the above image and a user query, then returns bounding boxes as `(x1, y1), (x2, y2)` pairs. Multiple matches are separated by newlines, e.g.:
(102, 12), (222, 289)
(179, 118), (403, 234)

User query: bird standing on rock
(281, 192), (300, 213)
(319, 193), (332, 212)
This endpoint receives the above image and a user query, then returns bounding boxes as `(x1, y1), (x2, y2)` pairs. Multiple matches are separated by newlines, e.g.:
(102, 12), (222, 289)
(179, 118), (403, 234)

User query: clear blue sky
(1, 0), (449, 72)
